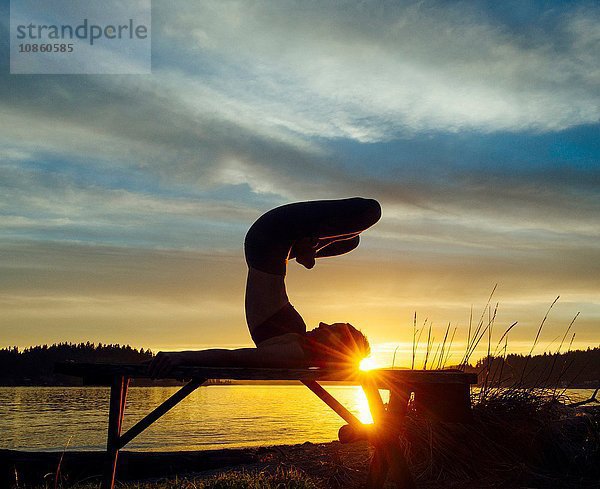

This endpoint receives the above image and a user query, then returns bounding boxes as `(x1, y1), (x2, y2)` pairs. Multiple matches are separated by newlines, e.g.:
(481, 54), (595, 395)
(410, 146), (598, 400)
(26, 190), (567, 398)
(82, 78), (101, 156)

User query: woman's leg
(244, 198), (381, 338)
(245, 197), (381, 275)
(315, 235), (361, 258)
(289, 235), (361, 269)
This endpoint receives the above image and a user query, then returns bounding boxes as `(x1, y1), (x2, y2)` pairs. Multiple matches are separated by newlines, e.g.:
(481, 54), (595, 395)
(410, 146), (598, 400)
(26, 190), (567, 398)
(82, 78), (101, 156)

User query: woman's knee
(351, 197), (382, 228)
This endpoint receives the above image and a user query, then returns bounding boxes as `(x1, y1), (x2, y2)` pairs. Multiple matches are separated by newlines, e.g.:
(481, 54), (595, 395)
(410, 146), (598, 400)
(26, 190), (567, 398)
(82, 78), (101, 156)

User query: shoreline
(3, 405), (599, 488)
(3, 403), (599, 488)
(1, 441), (372, 487)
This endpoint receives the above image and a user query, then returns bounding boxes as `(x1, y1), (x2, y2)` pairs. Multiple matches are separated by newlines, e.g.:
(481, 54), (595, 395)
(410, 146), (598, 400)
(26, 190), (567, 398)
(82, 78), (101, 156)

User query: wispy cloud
(156, 1), (600, 138)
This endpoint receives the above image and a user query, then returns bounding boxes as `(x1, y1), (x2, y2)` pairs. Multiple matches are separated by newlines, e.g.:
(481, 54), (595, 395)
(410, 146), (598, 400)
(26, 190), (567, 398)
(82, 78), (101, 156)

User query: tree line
(471, 346), (600, 388)
(0, 342), (226, 386)
(0, 342), (598, 387)
(0, 342), (152, 386)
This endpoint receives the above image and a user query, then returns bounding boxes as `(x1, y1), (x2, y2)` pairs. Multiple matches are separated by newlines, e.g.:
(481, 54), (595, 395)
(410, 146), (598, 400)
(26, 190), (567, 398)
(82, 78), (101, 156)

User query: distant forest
(470, 347), (600, 389)
(0, 343), (152, 386)
(0, 342), (598, 387)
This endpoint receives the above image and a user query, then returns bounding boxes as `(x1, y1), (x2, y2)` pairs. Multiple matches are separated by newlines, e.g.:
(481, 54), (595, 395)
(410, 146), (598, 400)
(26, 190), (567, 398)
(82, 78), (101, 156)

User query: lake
(1, 386), (593, 452)
(1, 385), (375, 452)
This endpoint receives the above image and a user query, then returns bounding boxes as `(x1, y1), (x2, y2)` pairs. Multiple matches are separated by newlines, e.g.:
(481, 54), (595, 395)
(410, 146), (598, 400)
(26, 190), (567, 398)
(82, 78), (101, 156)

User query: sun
(359, 356), (377, 371)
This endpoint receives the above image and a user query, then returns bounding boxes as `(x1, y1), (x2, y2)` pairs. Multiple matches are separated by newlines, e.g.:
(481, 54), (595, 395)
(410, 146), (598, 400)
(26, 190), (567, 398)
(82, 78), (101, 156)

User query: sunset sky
(1, 1), (598, 367)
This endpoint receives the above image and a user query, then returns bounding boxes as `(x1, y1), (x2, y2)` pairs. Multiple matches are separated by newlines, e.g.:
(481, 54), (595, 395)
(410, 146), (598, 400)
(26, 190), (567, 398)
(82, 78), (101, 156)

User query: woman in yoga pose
(149, 197), (381, 377)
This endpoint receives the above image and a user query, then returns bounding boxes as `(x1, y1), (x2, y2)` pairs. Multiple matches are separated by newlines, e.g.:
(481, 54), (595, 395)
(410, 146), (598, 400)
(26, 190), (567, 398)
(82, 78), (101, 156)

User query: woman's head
(305, 322), (370, 367)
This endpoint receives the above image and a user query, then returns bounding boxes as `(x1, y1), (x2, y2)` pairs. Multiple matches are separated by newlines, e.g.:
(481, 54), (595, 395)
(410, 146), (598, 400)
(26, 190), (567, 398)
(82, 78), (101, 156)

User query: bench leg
(385, 388), (415, 488)
(363, 381), (389, 488)
(384, 438), (414, 488)
(119, 378), (206, 449)
(103, 375), (129, 489)
(366, 447), (388, 488)
(302, 380), (363, 428)
(363, 382), (415, 489)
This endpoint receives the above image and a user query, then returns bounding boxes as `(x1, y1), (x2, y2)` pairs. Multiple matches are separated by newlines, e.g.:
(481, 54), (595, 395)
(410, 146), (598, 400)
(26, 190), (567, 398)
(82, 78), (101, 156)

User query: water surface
(1, 385), (373, 451)
(1, 386), (593, 452)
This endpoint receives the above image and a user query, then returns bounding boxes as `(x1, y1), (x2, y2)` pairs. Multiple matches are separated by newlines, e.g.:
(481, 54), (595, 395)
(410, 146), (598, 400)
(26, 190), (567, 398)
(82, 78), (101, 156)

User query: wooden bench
(55, 362), (477, 489)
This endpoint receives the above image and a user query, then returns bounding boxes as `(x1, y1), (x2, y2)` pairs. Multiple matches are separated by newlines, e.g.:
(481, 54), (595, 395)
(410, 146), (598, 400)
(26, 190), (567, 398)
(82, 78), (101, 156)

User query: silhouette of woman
(149, 197), (381, 377)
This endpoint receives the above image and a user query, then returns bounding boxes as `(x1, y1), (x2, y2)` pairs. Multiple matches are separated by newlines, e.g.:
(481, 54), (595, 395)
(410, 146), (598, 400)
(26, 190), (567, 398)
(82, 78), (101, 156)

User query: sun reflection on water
(355, 387), (374, 424)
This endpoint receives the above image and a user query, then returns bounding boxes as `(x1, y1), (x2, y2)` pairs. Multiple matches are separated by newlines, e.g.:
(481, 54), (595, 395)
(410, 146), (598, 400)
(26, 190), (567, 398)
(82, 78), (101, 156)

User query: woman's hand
(293, 237), (319, 269)
(147, 351), (186, 378)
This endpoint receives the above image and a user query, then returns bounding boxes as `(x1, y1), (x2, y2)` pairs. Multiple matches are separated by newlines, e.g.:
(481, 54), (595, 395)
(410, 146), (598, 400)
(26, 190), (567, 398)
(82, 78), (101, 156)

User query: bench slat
(55, 362), (477, 385)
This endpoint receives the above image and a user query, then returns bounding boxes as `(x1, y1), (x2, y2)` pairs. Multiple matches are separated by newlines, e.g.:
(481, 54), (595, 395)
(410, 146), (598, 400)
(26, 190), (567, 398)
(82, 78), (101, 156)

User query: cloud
(0, 157), (264, 251)
(0, 240), (249, 347)
(2, 0), (598, 217)
(1, 239), (598, 350)
(155, 0), (600, 138)
(0, 71), (337, 200)
(0, 0), (598, 350)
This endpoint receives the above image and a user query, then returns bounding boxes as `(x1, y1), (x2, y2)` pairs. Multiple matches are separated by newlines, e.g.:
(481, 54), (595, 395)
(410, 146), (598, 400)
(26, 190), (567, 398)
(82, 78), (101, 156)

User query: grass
(398, 290), (600, 488)
(13, 466), (320, 489)
(122, 467), (319, 488)
(401, 388), (600, 488)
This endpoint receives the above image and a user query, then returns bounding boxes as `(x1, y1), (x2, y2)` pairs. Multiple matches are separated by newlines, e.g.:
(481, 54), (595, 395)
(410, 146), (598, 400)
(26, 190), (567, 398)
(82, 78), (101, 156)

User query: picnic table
(55, 362), (477, 489)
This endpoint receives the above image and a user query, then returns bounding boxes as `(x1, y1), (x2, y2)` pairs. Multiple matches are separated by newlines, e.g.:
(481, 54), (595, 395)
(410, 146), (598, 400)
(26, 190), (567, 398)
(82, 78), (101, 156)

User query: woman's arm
(148, 336), (307, 378)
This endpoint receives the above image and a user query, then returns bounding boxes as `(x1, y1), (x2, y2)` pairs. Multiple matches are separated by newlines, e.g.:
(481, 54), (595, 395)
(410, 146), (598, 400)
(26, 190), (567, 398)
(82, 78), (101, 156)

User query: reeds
(396, 289), (600, 488)
(402, 288), (589, 396)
